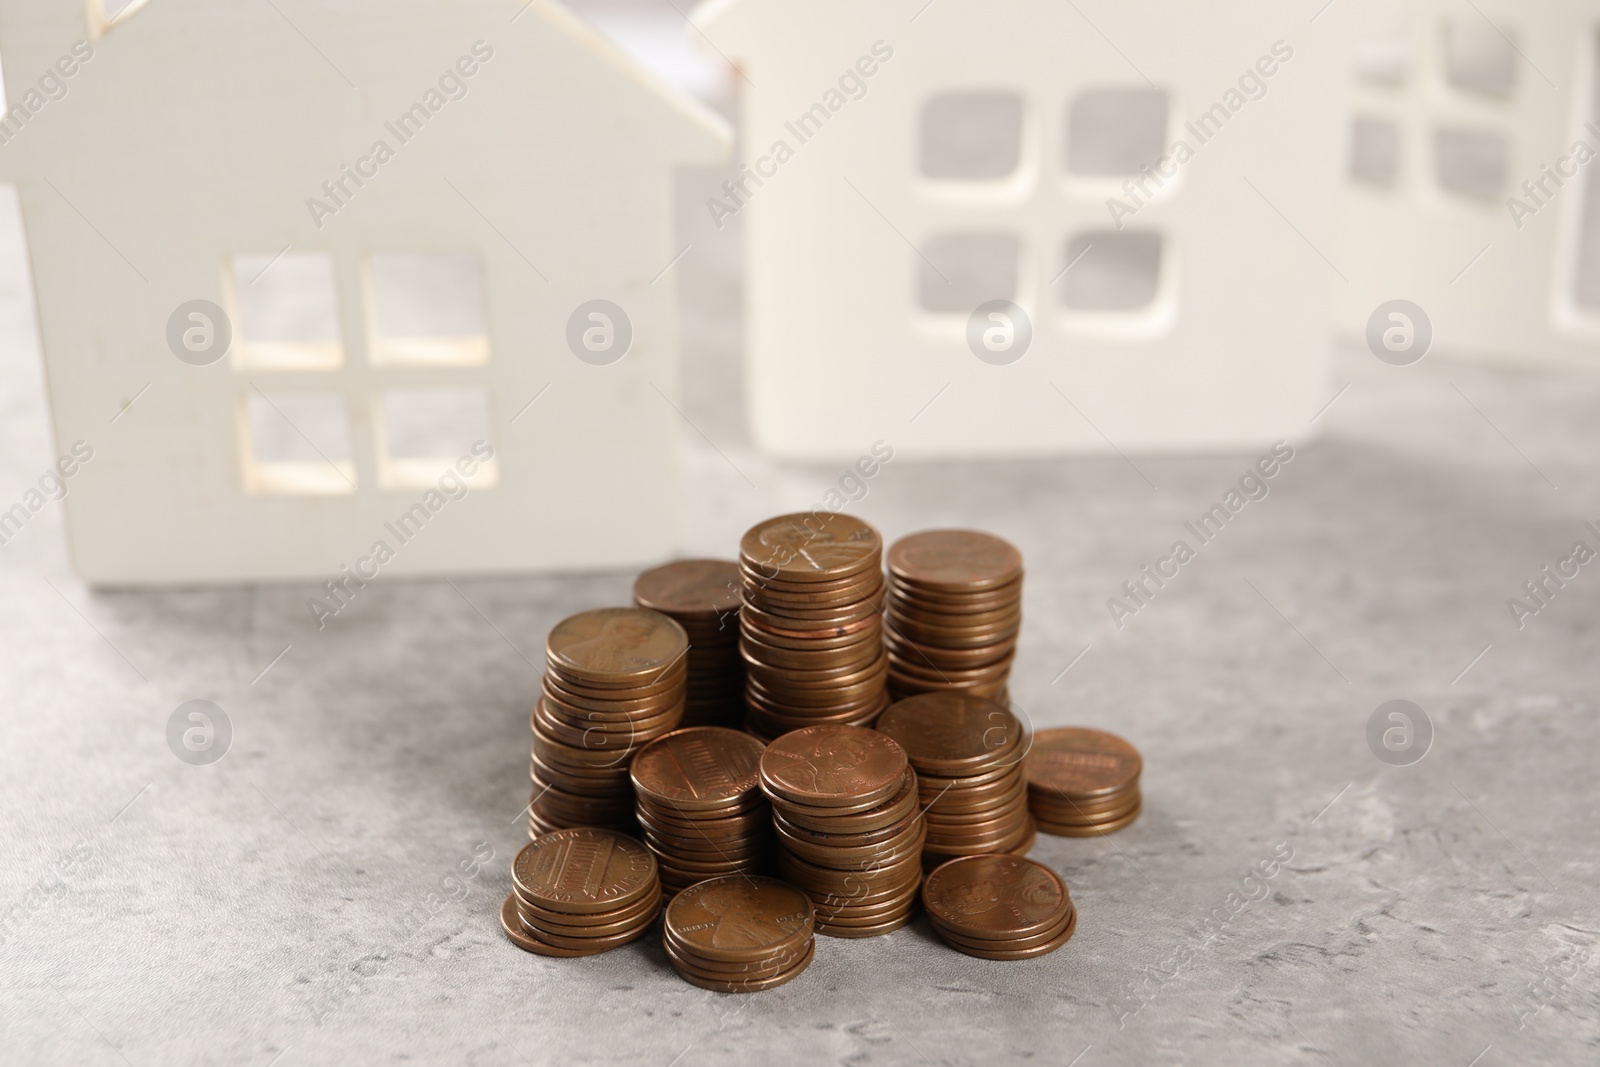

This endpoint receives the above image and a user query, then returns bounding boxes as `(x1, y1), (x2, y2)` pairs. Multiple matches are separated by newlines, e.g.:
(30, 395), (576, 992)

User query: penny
(922, 854), (1070, 941)
(631, 727), (765, 811)
(875, 693), (1025, 777)
(936, 906), (1078, 960)
(759, 726), (907, 808)
(663, 935), (812, 979)
(1035, 801), (1143, 837)
(666, 939), (815, 992)
(664, 876), (815, 963)
(740, 513), (882, 584)
(633, 559), (743, 619)
(888, 530), (1022, 593)
(514, 881), (662, 926)
(511, 830), (658, 915)
(501, 895), (603, 957)
(546, 608), (689, 683)
(815, 912), (916, 938)
(518, 913), (659, 952)
(1025, 728), (1142, 798)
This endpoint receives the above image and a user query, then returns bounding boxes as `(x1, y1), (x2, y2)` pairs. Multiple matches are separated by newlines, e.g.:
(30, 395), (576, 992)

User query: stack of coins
(883, 530), (1022, 702)
(760, 725), (924, 937)
(500, 829), (663, 956)
(662, 876), (816, 992)
(529, 608), (688, 838)
(738, 514), (889, 741)
(1025, 727), (1142, 837)
(874, 693), (1034, 865)
(633, 560), (745, 728)
(630, 726), (774, 896)
(922, 854), (1077, 960)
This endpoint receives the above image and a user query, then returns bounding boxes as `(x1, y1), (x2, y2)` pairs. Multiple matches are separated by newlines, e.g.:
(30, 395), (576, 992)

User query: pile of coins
(760, 725), (924, 937)
(529, 608), (687, 838)
(630, 727), (774, 896)
(883, 530), (1023, 703)
(874, 693), (1034, 866)
(501, 829), (663, 956)
(662, 876), (816, 992)
(737, 514), (890, 741)
(923, 854), (1076, 960)
(633, 560), (745, 728)
(1026, 727), (1143, 837)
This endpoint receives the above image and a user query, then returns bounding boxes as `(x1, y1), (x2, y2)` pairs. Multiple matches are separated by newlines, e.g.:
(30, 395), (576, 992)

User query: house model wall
(695, 0), (1354, 460)
(1338, 0), (1600, 372)
(0, 0), (728, 586)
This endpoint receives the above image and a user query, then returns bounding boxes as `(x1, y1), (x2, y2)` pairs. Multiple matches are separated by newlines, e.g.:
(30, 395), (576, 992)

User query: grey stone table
(2, 177), (1598, 1066)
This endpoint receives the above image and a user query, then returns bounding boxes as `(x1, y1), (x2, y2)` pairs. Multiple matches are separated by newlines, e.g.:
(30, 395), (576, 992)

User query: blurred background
(1, 2), (1597, 1065)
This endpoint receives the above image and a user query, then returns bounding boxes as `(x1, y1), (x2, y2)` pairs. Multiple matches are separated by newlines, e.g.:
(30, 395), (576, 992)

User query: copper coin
(775, 772), (919, 834)
(875, 693), (1025, 777)
(758, 726), (906, 809)
(741, 513), (882, 583)
(936, 906), (1077, 960)
(739, 560), (883, 596)
(546, 608), (689, 684)
(633, 559), (743, 620)
(887, 578), (1023, 612)
(811, 876), (922, 917)
(739, 636), (882, 674)
(501, 895), (609, 957)
(511, 830), (658, 915)
(931, 900), (1074, 951)
(545, 660), (688, 701)
(883, 633), (1014, 671)
(1027, 790), (1141, 820)
(514, 879), (662, 925)
(921, 854), (1070, 940)
(517, 912), (659, 952)
(743, 590), (882, 621)
(814, 912), (916, 939)
(1035, 801), (1143, 837)
(531, 721), (635, 769)
(630, 727), (765, 811)
(744, 574), (885, 610)
(744, 650), (888, 690)
(739, 616), (882, 652)
(664, 875), (815, 963)
(1025, 728), (1142, 800)
(667, 939), (815, 992)
(887, 596), (1024, 629)
(772, 801), (920, 849)
(664, 934), (812, 979)
(887, 530), (1021, 592)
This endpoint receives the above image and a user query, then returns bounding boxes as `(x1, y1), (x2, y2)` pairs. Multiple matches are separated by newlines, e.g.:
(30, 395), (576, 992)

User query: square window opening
(1434, 126), (1509, 199)
(918, 91), (1025, 180)
(1059, 232), (1163, 311)
(366, 251), (490, 366)
(240, 391), (356, 495)
(230, 251), (343, 371)
(917, 232), (1021, 314)
(1442, 18), (1517, 98)
(376, 387), (497, 490)
(1067, 88), (1169, 176)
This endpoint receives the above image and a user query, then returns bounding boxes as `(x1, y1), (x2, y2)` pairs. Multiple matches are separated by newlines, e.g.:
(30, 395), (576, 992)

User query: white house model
(695, 0), (1353, 459)
(0, 0), (728, 585)
(1338, 0), (1600, 372)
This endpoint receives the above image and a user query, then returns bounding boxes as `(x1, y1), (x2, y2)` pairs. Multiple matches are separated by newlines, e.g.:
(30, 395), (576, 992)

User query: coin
(666, 938), (815, 992)
(631, 727), (765, 811)
(546, 608), (689, 683)
(888, 530), (1022, 593)
(1024, 728), (1141, 798)
(741, 513), (882, 584)
(664, 876), (815, 963)
(935, 906), (1078, 960)
(922, 854), (1069, 941)
(511, 830), (658, 915)
(875, 693), (1025, 776)
(633, 559), (743, 619)
(759, 726), (907, 809)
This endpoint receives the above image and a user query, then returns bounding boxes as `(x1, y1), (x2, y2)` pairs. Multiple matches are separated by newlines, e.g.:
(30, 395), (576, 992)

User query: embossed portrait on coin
(696, 883), (772, 948)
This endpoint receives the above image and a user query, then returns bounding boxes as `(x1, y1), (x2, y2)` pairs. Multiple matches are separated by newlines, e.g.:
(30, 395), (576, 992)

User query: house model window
(228, 249), (497, 496)
(1347, 17), (1515, 203)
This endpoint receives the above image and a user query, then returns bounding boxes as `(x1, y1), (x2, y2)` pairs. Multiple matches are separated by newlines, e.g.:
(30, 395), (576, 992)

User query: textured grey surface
(4, 138), (1600, 1067)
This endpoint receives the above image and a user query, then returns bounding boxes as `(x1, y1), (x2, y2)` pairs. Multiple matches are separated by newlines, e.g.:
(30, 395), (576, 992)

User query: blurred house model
(695, 0), (1352, 459)
(1338, 0), (1600, 372)
(0, 0), (727, 585)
